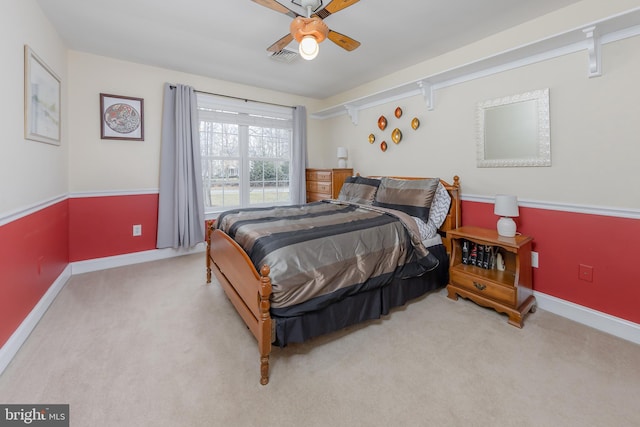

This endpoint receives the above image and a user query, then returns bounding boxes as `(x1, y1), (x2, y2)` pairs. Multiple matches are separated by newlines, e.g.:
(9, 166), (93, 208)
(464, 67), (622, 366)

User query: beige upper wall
(1, 0), (68, 214)
(316, 35), (640, 210)
(67, 52), (321, 193)
(310, 0), (640, 210)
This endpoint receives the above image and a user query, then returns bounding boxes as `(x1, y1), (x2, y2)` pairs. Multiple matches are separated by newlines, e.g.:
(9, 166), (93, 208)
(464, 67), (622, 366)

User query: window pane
(202, 159), (240, 209)
(249, 160), (290, 205)
(200, 121), (239, 157)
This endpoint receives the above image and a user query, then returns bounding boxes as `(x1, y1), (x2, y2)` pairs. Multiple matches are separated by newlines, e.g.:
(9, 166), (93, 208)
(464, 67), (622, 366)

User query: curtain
(156, 83), (205, 248)
(290, 105), (308, 204)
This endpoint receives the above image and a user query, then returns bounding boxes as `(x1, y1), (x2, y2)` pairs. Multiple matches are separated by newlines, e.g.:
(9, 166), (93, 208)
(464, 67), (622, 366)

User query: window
(197, 94), (293, 214)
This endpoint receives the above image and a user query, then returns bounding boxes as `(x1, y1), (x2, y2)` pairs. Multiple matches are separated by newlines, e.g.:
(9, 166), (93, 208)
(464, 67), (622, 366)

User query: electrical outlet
(531, 251), (539, 268)
(579, 264), (593, 282)
(133, 224), (142, 236)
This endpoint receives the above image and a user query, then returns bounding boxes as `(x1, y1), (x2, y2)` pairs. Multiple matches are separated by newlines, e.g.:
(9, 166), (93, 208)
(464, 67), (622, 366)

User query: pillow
(423, 182), (452, 239)
(337, 176), (381, 205)
(373, 177), (439, 223)
(413, 216), (431, 240)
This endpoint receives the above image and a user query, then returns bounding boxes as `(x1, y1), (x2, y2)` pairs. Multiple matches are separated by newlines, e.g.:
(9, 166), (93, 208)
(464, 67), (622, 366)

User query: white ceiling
(36, 0), (583, 99)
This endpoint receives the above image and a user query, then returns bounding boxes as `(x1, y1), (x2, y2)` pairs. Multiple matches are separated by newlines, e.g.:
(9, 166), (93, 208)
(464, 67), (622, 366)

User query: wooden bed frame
(206, 175), (460, 385)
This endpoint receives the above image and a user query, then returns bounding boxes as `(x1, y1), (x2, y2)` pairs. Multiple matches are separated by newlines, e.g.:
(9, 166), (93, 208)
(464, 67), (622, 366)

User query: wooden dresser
(305, 168), (353, 202)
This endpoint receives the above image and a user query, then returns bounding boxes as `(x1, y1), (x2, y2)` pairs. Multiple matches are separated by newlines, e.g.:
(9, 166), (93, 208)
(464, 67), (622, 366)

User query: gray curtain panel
(156, 83), (205, 248)
(290, 105), (308, 204)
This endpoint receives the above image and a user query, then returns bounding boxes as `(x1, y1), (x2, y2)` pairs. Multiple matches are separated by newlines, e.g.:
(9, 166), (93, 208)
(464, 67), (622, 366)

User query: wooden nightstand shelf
(446, 226), (536, 328)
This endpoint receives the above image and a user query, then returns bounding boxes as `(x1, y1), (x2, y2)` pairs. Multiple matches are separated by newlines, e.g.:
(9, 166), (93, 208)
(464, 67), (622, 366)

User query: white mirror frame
(477, 88), (551, 167)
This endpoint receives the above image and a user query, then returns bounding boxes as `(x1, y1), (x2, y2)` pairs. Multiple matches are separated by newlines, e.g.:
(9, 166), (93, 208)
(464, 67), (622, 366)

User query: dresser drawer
(316, 182), (331, 193)
(316, 171), (332, 181)
(306, 192), (330, 202)
(450, 270), (515, 306)
(306, 170), (332, 182)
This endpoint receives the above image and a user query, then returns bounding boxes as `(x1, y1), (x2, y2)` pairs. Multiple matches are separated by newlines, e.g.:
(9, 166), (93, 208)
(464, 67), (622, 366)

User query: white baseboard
(71, 243), (205, 275)
(534, 291), (640, 345)
(0, 265), (72, 375)
(0, 244), (206, 376)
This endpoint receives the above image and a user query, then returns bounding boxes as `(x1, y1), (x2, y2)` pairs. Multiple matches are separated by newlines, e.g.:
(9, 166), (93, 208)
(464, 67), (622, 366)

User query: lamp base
(338, 159), (346, 168)
(497, 217), (516, 237)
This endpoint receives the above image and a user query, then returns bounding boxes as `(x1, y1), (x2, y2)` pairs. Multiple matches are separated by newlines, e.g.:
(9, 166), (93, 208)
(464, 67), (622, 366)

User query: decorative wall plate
(368, 133), (375, 143)
(391, 128), (402, 144)
(411, 117), (420, 130)
(395, 107), (402, 118)
(378, 116), (387, 131)
(380, 141), (387, 152)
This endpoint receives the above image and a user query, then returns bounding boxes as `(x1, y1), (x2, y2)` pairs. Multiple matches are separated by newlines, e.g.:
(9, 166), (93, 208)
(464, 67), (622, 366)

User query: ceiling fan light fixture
(290, 15), (328, 60)
(299, 35), (319, 60)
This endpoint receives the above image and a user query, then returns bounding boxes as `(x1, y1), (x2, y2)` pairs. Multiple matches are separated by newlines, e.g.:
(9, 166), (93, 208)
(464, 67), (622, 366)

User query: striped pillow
(373, 177), (439, 223)
(337, 176), (381, 205)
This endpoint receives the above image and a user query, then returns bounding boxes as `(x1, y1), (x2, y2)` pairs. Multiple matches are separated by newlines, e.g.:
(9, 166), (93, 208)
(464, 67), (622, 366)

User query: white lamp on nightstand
(337, 147), (348, 168)
(494, 194), (519, 237)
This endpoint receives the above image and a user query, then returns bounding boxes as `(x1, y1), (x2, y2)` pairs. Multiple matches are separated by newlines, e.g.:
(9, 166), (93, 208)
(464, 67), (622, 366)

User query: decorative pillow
(337, 176), (381, 205)
(373, 177), (439, 223)
(414, 216), (431, 240)
(424, 182), (452, 239)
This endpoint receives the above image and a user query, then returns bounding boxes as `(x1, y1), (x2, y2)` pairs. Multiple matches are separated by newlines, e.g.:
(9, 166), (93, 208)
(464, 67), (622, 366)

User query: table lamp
(337, 147), (348, 168)
(494, 194), (519, 237)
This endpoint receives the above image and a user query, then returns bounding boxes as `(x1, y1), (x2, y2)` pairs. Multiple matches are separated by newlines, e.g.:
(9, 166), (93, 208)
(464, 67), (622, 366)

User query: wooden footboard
(206, 229), (272, 385)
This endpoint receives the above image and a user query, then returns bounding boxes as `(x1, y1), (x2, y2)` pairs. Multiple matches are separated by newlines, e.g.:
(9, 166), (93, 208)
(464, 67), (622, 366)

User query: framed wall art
(24, 45), (61, 145)
(100, 93), (144, 140)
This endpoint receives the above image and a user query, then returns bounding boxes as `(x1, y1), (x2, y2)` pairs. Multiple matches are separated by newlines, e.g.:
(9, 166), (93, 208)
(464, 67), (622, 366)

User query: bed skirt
(272, 243), (449, 347)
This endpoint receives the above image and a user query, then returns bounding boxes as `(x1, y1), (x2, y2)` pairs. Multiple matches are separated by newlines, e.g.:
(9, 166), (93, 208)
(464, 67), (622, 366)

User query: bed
(206, 175), (460, 385)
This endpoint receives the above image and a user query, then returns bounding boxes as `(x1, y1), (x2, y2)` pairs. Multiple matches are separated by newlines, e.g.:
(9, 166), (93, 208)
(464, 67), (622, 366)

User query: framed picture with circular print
(100, 93), (144, 140)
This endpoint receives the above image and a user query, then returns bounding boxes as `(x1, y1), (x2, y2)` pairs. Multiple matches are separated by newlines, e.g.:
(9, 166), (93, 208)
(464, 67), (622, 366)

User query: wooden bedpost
(452, 175), (461, 229)
(206, 220), (215, 283)
(258, 265), (272, 385)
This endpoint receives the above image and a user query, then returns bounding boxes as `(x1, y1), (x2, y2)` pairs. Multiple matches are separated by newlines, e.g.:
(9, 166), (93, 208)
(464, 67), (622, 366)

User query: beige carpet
(1, 253), (638, 427)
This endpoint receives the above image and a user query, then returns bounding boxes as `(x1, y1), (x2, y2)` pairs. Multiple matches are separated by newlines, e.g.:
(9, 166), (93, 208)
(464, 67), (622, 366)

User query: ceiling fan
(252, 0), (361, 60)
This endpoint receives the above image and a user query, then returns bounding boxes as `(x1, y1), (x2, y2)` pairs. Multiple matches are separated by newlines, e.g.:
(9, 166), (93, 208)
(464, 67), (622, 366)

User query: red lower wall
(0, 200), (69, 347)
(0, 194), (159, 348)
(1, 194), (638, 349)
(68, 194), (159, 262)
(461, 200), (640, 324)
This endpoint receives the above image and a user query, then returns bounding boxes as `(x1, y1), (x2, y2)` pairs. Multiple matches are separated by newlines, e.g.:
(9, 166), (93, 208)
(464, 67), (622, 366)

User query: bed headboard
(360, 174), (461, 254)
(438, 176), (461, 254)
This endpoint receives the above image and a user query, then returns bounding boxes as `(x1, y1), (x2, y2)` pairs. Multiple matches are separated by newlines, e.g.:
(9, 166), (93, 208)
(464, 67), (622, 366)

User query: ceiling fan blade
(322, 0), (360, 16)
(327, 30), (360, 51)
(251, 0), (298, 18)
(267, 33), (294, 52)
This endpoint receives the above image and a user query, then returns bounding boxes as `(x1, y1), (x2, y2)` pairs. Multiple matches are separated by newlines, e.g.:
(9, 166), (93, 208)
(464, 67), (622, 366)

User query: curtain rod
(169, 85), (294, 109)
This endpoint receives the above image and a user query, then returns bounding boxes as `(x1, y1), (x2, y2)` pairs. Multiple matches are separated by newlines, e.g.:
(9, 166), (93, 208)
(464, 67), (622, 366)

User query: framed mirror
(477, 88), (550, 167)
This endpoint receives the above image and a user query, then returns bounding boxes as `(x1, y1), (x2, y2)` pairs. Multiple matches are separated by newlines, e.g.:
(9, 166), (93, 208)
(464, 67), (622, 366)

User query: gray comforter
(215, 201), (439, 316)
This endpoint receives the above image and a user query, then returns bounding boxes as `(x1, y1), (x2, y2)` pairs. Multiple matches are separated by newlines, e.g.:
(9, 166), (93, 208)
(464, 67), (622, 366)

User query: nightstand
(446, 226), (536, 327)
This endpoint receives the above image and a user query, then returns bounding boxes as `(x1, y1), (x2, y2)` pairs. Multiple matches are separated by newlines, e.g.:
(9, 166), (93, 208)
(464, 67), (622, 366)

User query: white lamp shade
(494, 194), (519, 217)
(299, 36), (319, 60)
